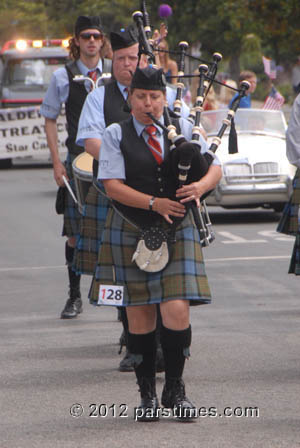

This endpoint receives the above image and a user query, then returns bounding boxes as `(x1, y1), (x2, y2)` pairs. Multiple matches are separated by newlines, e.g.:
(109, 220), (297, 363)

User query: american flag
(262, 56), (277, 80)
(262, 85), (285, 110)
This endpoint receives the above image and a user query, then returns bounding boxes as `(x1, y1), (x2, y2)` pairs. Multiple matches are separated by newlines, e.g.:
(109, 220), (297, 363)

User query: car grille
(224, 162), (279, 183)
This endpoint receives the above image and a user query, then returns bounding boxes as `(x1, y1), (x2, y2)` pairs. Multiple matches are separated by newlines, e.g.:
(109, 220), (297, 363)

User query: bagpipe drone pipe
(132, 2), (250, 245)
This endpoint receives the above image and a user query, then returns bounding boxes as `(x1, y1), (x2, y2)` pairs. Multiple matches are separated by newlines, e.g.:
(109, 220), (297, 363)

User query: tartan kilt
(288, 234), (300, 275)
(276, 168), (300, 235)
(62, 154), (82, 238)
(73, 183), (110, 275)
(89, 208), (212, 307)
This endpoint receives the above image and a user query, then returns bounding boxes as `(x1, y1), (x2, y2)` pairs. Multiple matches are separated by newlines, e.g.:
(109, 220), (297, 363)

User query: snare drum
(72, 152), (93, 214)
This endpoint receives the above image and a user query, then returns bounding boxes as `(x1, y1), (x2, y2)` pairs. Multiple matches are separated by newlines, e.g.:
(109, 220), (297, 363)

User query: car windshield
(4, 57), (67, 89)
(201, 109), (286, 138)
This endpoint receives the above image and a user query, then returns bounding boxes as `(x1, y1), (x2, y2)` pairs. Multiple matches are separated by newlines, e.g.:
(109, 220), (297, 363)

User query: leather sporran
(132, 226), (172, 273)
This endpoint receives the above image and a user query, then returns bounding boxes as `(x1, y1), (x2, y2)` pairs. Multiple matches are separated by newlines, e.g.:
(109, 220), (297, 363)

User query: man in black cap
(40, 16), (112, 319)
(74, 26), (141, 373)
(88, 66), (222, 421)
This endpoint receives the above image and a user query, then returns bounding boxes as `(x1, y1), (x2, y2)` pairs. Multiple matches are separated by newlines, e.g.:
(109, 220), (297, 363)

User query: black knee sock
(156, 305), (162, 346)
(65, 242), (80, 292)
(120, 307), (129, 338)
(65, 241), (75, 266)
(128, 330), (157, 379)
(161, 325), (192, 384)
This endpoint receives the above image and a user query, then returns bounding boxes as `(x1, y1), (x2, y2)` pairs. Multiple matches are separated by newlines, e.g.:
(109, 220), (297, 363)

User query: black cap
(110, 25), (138, 51)
(75, 16), (102, 36)
(131, 67), (167, 91)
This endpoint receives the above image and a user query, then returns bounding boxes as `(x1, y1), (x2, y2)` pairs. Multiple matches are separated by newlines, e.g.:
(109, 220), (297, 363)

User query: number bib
(98, 285), (124, 306)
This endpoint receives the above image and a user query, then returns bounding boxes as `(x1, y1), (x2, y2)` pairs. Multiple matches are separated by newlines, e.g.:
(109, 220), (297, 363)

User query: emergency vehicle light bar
(1, 38), (70, 53)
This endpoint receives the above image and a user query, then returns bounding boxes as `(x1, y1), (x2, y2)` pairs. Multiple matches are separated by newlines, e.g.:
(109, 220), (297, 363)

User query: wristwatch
(149, 196), (156, 211)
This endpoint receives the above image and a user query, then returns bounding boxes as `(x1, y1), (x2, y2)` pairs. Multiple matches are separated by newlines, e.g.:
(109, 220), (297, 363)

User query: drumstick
(62, 175), (78, 205)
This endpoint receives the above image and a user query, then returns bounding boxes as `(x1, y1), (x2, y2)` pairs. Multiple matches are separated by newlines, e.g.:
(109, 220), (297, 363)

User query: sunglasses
(80, 32), (102, 40)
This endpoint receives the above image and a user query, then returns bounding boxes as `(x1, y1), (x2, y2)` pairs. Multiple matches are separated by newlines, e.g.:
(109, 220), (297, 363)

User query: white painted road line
(0, 265), (65, 272)
(205, 255), (290, 263)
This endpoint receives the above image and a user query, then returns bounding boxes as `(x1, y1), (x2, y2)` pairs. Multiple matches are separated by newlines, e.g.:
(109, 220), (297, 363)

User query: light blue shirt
(98, 115), (219, 180)
(40, 59), (104, 119)
(76, 84), (190, 147)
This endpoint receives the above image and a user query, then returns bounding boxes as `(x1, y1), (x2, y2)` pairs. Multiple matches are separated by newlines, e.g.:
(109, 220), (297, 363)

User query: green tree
(248, 0), (300, 65)
(43, 0), (137, 36)
(0, 1), (48, 42)
(2, 0), (300, 78)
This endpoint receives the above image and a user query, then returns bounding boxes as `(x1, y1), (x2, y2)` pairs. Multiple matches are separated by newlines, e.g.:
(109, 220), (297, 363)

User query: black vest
(113, 116), (180, 228)
(92, 80), (130, 177)
(65, 61), (88, 156)
(65, 59), (112, 157)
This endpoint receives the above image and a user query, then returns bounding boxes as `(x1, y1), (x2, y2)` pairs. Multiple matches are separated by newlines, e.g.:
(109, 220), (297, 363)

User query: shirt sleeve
(76, 87), (106, 147)
(98, 123), (125, 180)
(166, 86), (190, 118)
(286, 94), (300, 168)
(40, 67), (68, 119)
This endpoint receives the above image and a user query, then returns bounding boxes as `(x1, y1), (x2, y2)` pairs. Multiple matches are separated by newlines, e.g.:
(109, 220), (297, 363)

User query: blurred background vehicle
(0, 38), (69, 168)
(202, 108), (296, 212)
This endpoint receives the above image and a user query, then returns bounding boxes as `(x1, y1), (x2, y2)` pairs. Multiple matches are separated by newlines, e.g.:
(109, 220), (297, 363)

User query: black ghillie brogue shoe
(60, 289), (82, 319)
(161, 378), (197, 421)
(134, 377), (160, 422)
(119, 350), (135, 372)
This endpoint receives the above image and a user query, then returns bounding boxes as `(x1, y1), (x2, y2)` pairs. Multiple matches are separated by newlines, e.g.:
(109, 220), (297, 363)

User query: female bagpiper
(277, 93), (300, 274)
(89, 66), (222, 421)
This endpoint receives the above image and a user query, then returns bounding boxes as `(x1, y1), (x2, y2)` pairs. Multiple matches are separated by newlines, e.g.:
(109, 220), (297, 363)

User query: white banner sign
(0, 105), (67, 159)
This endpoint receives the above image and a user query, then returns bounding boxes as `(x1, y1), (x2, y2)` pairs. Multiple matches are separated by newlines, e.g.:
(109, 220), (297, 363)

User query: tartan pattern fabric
(73, 183), (110, 275)
(288, 233), (300, 275)
(62, 154), (82, 238)
(276, 168), (300, 235)
(88, 208), (212, 307)
(145, 125), (163, 164)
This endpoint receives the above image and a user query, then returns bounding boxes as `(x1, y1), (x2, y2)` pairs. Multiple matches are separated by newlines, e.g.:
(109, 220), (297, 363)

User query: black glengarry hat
(75, 16), (102, 36)
(110, 25), (138, 51)
(131, 67), (167, 91)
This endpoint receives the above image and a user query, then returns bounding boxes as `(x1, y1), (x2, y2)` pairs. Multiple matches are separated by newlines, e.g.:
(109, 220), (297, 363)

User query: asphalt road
(1, 165), (299, 448)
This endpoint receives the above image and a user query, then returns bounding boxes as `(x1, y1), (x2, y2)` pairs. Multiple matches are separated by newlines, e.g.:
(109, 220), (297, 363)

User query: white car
(201, 108), (296, 212)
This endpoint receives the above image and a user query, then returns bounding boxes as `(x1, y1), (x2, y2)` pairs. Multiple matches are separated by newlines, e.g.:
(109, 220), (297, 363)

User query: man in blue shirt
(40, 15), (111, 319)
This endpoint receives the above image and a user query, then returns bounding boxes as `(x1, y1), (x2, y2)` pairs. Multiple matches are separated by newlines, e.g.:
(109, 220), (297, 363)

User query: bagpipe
(72, 72), (112, 90)
(131, 2), (250, 249)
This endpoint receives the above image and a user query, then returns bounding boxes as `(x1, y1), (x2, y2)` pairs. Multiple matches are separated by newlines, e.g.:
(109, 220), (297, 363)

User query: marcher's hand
(153, 197), (185, 224)
(176, 181), (206, 207)
(53, 160), (67, 187)
(152, 29), (160, 47)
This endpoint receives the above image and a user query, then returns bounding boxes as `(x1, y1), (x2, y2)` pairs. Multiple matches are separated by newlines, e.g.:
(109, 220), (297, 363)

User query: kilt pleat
(89, 208), (212, 307)
(73, 184), (110, 275)
(277, 168), (300, 235)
